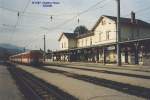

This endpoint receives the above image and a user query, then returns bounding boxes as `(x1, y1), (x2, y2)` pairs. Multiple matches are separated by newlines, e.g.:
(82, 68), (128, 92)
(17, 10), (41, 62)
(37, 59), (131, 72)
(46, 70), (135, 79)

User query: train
(9, 50), (43, 65)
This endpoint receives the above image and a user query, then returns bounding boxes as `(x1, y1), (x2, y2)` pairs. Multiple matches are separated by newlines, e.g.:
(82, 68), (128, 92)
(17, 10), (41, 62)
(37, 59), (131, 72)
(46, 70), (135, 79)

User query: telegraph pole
(116, 0), (121, 66)
(43, 34), (46, 61)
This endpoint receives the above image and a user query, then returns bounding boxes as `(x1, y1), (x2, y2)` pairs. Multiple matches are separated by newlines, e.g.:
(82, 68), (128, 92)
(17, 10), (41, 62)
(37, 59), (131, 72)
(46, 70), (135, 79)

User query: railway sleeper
(8, 65), (78, 100)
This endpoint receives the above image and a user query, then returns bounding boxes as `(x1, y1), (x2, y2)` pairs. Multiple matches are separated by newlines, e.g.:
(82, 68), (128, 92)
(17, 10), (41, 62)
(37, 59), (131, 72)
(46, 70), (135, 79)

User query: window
(64, 42), (66, 48)
(79, 40), (82, 47)
(77, 41), (80, 47)
(106, 31), (110, 40)
(90, 37), (92, 45)
(85, 38), (87, 46)
(82, 39), (83, 46)
(62, 43), (63, 48)
(99, 32), (102, 42)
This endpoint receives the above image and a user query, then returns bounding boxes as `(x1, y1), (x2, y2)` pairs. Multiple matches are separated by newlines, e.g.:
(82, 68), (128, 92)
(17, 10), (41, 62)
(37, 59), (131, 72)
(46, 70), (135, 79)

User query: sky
(0, 0), (150, 51)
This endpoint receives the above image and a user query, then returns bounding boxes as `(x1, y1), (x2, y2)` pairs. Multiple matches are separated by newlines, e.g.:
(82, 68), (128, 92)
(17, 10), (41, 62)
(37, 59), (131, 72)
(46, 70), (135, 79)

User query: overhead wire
(9, 0), (31, 42)
(23, 0), (111, 49)
(41, 0), (111, 31)
(0, 0), (109, 31)
(3, 0), (150, 50)
(123, 5), (150, 17)
(0, 6), (18, 12)
(0, 6), (79, 17)
(1, 0), (149, 30)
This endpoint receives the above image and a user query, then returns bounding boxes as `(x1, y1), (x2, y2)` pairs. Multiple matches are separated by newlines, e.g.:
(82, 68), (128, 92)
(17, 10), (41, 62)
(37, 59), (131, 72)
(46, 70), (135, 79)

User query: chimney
(131, 11), (136, 23)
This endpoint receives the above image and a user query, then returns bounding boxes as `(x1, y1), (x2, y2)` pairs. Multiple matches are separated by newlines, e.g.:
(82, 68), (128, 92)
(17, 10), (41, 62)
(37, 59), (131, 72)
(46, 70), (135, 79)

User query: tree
(74, 25), (88, 35)
(47, 49), (52, 53)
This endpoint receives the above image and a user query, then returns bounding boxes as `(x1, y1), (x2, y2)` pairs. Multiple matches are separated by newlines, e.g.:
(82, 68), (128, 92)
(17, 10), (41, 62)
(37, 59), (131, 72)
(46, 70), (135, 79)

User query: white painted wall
(59, 16), (150, 50)
(93, 17), (116, 45)
(77, 36), (92, 47)
(59, 34), (77, 50)
(59, 35), (69, 50)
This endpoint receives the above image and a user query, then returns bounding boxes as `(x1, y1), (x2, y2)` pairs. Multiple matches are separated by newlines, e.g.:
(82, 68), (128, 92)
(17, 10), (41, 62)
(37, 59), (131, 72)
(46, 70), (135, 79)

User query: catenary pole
(116, 0), (121, 66)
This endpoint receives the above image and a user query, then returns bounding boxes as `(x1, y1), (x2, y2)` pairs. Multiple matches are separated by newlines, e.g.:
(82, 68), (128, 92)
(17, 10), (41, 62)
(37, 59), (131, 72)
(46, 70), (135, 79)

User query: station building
(50, 13), (150, 66)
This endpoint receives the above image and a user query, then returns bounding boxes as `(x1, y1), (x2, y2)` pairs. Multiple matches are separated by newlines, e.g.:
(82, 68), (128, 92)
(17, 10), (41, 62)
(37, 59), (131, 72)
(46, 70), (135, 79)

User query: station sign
(32, 0), (60, 7)
(106, 46), (116, 50)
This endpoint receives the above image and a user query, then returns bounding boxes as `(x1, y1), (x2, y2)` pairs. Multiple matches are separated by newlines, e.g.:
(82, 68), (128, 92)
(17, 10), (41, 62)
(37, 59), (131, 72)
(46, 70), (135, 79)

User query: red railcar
(10, 50), (43, 65)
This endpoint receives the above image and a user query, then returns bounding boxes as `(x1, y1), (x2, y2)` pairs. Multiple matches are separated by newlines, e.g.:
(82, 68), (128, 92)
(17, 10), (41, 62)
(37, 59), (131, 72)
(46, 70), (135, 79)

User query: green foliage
(74, 25), (88, 35)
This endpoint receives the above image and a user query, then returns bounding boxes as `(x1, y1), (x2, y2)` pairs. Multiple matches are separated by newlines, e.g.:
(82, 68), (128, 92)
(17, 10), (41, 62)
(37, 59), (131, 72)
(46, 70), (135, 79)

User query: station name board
(32, 0), (60, 7)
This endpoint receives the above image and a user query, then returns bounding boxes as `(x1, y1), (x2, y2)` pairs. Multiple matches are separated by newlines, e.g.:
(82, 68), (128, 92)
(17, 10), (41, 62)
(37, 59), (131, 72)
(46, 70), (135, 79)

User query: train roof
(10, 50), (43, 58)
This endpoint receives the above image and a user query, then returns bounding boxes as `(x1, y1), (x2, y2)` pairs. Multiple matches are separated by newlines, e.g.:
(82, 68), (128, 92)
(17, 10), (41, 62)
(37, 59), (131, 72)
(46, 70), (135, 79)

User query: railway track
(36, 66), (150, 99)
(46, 65), (150, 80)
(7, 64), (78, 100)
(46, 63), (150, 73)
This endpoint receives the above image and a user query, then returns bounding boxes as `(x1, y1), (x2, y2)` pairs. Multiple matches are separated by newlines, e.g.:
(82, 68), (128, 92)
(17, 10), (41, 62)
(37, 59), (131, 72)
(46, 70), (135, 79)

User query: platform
(0, 65), (24, 100)
(17, 64), (144, 100)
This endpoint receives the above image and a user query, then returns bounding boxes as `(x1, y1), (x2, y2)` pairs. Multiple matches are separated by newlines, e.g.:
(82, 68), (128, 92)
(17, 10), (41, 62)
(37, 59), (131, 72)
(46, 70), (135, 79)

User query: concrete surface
(0, 65), (24, 100)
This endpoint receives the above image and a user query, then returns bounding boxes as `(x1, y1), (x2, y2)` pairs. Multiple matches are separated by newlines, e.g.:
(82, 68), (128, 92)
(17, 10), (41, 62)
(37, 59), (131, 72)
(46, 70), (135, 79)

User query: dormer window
(102, 20), (106, 25)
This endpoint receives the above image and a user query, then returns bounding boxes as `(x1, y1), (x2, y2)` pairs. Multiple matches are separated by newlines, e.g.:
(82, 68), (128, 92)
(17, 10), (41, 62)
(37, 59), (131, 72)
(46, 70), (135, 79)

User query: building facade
(51, 14), (150, 66)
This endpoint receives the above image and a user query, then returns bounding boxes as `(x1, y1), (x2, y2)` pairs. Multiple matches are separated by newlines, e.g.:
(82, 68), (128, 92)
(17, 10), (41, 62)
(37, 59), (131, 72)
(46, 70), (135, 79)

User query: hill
(0, 43), (24, 60)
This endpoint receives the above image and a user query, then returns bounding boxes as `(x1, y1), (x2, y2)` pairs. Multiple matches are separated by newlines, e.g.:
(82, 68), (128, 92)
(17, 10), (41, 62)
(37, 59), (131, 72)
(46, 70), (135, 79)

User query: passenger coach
(10, 50), (43, 65)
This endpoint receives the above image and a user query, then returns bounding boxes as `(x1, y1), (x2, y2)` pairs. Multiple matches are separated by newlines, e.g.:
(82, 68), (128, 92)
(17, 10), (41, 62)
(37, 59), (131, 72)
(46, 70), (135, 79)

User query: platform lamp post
(116, 0), (121, 66)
